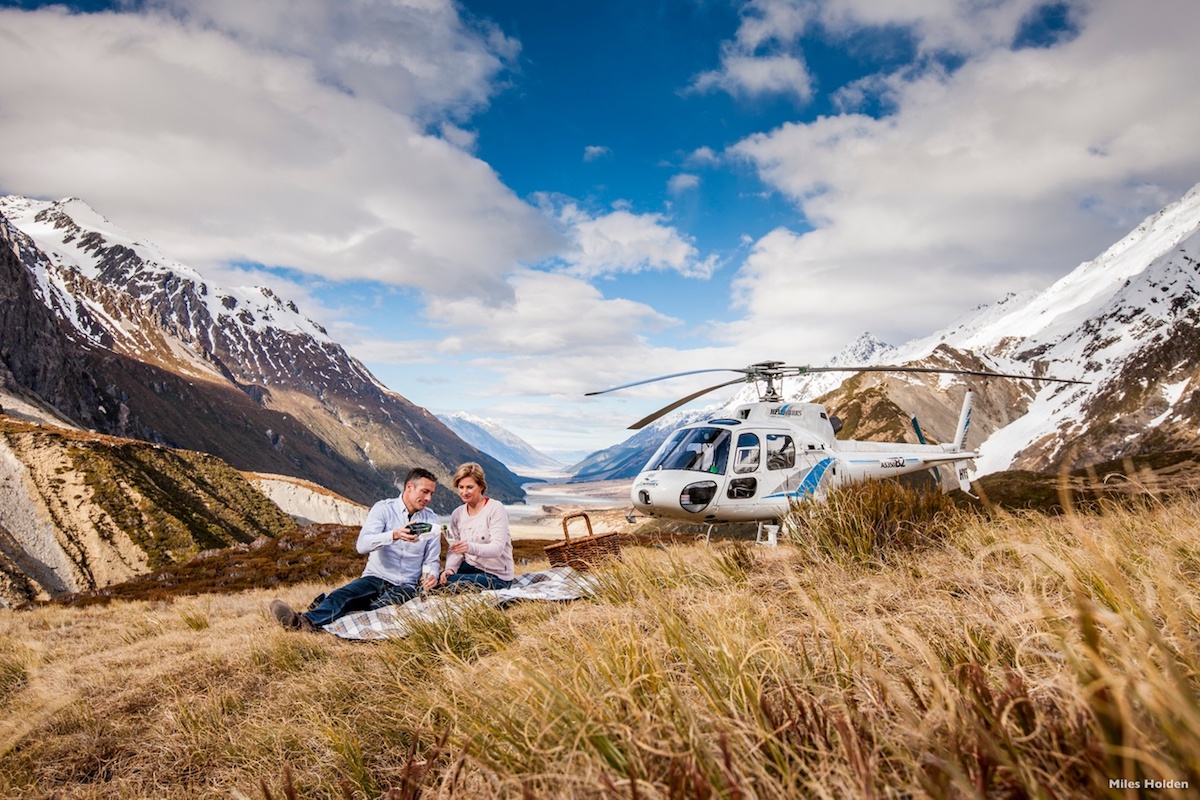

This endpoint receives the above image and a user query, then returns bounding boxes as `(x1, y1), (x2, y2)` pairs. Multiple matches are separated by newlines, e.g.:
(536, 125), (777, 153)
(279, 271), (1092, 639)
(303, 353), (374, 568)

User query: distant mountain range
(437, 411), (567, 478)
(575, 182), (1200, 482)
(0, 195), (524, 509)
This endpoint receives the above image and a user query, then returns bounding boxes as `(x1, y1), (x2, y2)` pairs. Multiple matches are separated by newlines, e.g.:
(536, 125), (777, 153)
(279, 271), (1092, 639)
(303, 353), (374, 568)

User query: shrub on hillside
(784, 478), (966, 566)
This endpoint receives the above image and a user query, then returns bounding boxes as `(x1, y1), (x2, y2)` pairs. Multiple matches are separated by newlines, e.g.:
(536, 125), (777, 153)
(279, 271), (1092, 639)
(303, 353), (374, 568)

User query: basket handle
(561, 512), (593, 541)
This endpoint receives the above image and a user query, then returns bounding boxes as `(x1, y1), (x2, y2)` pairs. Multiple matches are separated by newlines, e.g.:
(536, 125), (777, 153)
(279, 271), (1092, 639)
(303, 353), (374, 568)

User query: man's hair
(404, 467), (438, 487)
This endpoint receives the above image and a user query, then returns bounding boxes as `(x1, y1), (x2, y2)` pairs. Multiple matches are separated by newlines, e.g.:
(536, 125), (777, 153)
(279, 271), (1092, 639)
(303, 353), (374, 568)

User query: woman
(440, 462), (514, 590)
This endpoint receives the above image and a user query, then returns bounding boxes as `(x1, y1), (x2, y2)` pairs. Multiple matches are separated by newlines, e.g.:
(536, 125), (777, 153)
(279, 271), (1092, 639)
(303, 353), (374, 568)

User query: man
(269, 467), (442, 632)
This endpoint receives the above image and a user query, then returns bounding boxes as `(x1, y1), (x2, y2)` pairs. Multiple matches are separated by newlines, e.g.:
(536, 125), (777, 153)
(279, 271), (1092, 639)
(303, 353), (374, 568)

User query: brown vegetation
(1, 483), (1197, 798)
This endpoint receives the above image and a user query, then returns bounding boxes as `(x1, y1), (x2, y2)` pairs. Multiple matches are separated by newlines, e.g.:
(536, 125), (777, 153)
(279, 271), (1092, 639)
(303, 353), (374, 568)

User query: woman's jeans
(445, 561), (512, 591)
(302, 575), (417, 627)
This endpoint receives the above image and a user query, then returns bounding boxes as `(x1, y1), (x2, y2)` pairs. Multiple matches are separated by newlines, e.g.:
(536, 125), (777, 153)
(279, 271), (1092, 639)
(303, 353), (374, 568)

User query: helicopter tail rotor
(950, 388), (975, 452)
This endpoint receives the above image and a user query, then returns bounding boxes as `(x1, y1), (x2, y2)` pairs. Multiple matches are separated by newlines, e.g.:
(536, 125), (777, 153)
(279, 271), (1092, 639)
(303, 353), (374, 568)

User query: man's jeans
(302, 575), (417, 627)
(444, 561), (512, 591)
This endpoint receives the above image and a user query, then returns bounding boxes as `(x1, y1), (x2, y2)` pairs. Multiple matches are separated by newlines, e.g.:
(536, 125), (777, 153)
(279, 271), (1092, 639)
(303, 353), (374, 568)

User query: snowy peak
(0, 193), (528, 508)
(943, 183), (1200, 364)
(0, 194), (374, 392)
(437, 412), (567, 477)
(858, 180), (1200, 473)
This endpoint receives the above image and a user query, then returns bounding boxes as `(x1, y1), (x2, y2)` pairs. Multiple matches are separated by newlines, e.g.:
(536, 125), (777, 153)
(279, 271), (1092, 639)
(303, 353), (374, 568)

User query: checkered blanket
(322, 566), (598, 641)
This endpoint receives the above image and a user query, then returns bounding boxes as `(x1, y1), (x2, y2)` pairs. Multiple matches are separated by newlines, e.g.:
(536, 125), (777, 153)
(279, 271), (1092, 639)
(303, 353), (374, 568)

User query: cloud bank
(708, 0), (1200, 359)
(0, 2), (556, 299)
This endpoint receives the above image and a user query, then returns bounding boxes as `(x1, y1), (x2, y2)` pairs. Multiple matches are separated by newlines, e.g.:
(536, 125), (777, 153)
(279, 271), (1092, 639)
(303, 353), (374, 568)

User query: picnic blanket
(323, 566), (598, 641)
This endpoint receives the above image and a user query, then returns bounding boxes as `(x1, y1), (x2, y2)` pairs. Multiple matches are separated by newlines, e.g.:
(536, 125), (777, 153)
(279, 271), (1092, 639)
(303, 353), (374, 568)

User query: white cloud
(720, 0), (1200, 359)
(668, 173), (701, 194)
(548, 202), (719, 279)
(583, 145), (611, 161)
(424, 270), (677, 358)
(815, 0), (1047, 57)
(439, 122), (479, 152)
(689, 0), (816, 101)
(142, 0), (520, 121)
(693, 52), (814, 102)
(0, 3), (559, 301)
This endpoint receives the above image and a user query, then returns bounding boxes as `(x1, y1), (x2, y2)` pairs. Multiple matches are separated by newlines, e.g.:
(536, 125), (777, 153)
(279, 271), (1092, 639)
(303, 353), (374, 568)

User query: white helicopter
(587, 361), (1086, 526)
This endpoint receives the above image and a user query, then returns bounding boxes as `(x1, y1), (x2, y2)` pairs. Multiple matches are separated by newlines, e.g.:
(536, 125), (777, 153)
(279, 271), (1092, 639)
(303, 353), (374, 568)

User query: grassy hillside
(0, 418), (295, 605)
(1, 488), (1198, 797)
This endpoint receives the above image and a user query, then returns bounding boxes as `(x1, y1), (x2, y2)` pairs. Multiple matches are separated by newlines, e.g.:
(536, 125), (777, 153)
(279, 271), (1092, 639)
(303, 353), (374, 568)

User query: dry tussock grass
(1, 487), (1198, 798)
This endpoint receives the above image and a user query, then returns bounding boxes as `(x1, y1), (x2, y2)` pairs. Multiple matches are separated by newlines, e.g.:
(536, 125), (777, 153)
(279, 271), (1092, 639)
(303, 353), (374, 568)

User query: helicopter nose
(632, 474), (720, 519)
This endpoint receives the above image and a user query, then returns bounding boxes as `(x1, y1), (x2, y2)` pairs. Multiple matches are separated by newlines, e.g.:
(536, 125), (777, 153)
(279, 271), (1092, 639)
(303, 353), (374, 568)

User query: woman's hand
(449, 540), (469, 555)
(439, 569), (454, 586)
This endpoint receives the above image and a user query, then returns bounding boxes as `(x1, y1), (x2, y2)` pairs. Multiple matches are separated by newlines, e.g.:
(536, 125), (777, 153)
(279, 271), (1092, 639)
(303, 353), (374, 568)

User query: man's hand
(421, 573), (439, 590)
(392, 522), (433, 542)
(391, 525), (419, 542)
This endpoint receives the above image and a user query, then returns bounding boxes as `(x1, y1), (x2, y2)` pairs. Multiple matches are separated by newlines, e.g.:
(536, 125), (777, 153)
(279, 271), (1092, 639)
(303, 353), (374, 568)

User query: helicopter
(587, 361), (1087, 526)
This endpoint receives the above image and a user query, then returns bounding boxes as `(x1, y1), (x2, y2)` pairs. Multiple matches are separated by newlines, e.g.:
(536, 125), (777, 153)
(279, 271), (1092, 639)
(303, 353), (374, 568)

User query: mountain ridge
(437, 411), (567, 477)
(0, 195), (525, 509)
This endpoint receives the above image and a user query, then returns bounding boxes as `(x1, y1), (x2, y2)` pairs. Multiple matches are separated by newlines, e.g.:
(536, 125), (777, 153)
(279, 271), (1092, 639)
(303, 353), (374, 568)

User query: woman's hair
(452, 462), (487, 493)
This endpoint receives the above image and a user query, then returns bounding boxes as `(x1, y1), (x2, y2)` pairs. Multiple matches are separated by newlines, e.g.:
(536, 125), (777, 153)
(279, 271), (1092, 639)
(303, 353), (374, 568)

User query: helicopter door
(726, 432), (761, 498)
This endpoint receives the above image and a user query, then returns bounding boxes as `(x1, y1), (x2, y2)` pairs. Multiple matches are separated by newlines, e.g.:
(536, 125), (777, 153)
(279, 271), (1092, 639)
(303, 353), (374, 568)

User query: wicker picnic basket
(543, 512), (621, 571)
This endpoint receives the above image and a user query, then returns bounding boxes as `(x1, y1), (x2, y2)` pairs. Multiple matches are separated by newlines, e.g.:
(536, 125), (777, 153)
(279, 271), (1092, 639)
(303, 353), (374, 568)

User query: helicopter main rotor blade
(802, 365), (1090, 385)
(627, 377), (749, 430)
(584, 367), (751, 397)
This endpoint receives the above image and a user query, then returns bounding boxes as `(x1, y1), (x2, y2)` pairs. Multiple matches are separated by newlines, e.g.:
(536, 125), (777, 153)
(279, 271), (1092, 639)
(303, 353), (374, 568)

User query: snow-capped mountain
(567, 405), (719, 483)
(877, 181), (1200, 473)
(573, 181), (1200, 482)
(0, 195), (524, 508)
(437, 411), (567, 477)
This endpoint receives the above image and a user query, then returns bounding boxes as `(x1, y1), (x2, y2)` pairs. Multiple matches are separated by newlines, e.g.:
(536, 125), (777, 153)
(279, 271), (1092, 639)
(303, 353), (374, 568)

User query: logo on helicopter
(879, 456), (908, 469)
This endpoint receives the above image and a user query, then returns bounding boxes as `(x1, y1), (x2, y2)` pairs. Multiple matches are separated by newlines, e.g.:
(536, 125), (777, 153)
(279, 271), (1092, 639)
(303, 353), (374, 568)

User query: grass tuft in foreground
(784, 478), (967, 566)
(1, 489), (1198, 797)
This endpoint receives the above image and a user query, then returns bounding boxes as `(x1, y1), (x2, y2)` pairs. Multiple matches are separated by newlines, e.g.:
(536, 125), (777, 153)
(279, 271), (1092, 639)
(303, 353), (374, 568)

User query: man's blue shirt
(355, 497), (440, 586)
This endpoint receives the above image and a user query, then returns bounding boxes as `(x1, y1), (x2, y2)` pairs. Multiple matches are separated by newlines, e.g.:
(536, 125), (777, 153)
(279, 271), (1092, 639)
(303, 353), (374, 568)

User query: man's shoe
(270, 599), (313, 631)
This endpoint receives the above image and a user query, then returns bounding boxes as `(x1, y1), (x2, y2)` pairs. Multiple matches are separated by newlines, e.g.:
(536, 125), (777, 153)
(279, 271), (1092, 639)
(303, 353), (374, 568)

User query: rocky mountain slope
(0, 417), (293, 607)
(0, 196), (524, 509)
(578, 182), (1200, 481)
(877, 181), (1200, 473)
(438, 411), (567, 477)
(245, 472), (368, 527)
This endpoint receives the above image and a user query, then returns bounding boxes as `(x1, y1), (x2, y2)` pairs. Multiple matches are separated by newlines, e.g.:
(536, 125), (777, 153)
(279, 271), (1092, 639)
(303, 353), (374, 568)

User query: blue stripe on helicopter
(765, 457), (835, 499)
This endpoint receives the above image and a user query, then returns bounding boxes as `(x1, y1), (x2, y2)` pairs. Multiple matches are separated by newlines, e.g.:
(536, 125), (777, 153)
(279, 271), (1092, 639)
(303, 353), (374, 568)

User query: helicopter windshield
(646, 427), (731, 474)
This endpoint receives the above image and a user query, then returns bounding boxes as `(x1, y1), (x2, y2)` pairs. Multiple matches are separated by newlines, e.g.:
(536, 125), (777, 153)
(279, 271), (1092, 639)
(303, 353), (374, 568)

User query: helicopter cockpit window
(733, 432), (760, 474)
(647, 427), (731, 474)
(765, 434), (796, 470)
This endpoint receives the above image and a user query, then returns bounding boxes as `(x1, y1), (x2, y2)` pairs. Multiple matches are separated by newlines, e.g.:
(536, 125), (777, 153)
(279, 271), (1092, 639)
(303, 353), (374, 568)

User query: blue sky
(3, 1), (1200, 458)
